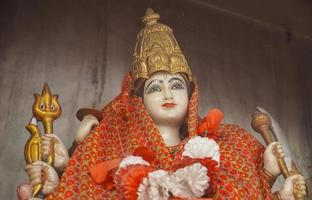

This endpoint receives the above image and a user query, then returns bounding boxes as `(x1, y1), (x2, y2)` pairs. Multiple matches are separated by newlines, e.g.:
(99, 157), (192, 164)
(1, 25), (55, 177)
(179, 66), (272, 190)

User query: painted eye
(171, 82), (184, 90)
(40, 104), (45, 110)
(50, 105), (55, 110)
(147, 85), (161, 94)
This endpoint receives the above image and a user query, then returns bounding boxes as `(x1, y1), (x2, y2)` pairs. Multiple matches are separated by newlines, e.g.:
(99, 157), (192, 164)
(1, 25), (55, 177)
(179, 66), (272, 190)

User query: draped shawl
(46, 74), (273, 200)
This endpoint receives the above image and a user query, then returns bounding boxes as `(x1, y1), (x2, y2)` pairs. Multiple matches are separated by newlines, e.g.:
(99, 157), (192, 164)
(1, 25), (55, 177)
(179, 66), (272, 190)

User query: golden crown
(131, 9), (192, 82)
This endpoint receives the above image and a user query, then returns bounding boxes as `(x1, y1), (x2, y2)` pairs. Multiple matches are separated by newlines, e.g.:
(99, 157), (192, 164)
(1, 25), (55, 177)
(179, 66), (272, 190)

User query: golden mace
(24, 83), (61, 196)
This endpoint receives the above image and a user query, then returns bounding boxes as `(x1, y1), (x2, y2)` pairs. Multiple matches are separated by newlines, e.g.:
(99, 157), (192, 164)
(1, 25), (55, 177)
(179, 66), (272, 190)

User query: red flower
(115, 165), (154, 200)
(197, 108), (224, 139)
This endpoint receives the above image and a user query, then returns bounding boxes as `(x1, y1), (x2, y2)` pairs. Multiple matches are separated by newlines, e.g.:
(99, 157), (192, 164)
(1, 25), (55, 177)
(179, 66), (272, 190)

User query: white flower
(137, 177), (150, 200)
(169, 163), (209, 198)
(182, 136), (220, 165)
(149, 170), (171, 200)
(137, 170), (171, 200)
(119, 155), (149, 169)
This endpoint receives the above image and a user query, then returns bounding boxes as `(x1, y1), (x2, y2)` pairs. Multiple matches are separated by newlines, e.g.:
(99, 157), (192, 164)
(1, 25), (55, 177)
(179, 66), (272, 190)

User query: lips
(161, 103), (177, 108)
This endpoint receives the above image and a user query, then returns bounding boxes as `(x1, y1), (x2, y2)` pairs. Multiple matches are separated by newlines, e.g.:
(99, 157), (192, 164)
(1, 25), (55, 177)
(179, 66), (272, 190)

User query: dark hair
(132, 72), (195, 140)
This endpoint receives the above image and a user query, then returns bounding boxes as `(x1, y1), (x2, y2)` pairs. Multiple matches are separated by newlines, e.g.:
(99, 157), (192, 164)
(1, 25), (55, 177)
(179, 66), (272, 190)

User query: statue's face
(143, 71), (189, 126)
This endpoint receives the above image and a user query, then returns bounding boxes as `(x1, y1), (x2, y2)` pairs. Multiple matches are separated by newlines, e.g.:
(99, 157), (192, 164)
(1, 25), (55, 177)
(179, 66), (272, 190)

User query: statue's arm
(245, 127), (306, 200)
(18, 114), (100, 200)
(68, 114), (99, 156)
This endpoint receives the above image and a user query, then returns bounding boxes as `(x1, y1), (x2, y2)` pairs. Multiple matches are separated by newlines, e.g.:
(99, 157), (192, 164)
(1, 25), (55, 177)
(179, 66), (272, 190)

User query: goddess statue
(18, 9), (307, 200)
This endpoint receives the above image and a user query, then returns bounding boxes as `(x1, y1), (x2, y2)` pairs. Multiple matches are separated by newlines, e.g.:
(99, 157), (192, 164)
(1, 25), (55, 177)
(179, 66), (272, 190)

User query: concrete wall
(0, 0), (311, 198)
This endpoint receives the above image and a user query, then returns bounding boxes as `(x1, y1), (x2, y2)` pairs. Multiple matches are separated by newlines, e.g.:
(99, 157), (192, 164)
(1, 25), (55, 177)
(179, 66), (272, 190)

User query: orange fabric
(46, 73), (273, 200)
(89, 146), (155, 185)
(133, 146), (156, 163)
(89, 158), (121, 184)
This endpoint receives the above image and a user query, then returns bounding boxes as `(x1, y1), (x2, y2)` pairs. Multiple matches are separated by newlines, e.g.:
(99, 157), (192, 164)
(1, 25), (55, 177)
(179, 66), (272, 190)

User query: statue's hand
(17, 183), (32, 200)
(264, 142), (284, 177)
(279, 174), (307, 200)
(74, 114), (99, 143)
(25, 161), (60, 196)
(16, 183), (44, 200)
(41, 134), (69, 171)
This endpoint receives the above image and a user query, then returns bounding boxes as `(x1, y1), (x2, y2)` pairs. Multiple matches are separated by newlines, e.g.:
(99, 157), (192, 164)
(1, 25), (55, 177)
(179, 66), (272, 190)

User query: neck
(156, 124), (181, 147)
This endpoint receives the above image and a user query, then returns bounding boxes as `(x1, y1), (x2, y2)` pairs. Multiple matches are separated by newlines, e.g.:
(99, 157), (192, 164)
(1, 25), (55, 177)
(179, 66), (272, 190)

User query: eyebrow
(168, 77), (186, 86)
(145, 79), (164, 92)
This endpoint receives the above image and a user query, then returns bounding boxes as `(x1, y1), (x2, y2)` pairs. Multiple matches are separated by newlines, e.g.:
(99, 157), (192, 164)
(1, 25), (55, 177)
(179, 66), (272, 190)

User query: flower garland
(170, 108), (223, 198)
(137, 170), (171, 200)
(115, 135), (221, 200)
(182, 136), (220, 165)
(171, 136), (220, 198)
(114, 156), (154, 200)
(114, 109), (223, 199)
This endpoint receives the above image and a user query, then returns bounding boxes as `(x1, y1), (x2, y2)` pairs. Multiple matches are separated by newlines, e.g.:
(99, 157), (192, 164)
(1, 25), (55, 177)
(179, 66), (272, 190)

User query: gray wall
(0, 0), (311, 199)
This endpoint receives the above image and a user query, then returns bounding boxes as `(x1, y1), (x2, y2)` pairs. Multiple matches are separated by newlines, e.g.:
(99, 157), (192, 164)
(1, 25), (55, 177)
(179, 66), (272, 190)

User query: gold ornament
(24, 124), (42, 165)
(32, 83), (61, 134)
(131, 8), (192, 82)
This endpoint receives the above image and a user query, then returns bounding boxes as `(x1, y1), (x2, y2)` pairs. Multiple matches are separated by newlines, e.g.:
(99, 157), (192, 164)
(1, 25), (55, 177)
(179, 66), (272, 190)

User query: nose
(163, 85), (173, 100)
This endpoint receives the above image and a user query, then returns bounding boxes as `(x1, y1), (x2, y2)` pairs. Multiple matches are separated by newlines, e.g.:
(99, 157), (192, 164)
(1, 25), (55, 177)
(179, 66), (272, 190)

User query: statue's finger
(296, 193), (303, 199)
(25, 165), (33, 171)
(30, 176), (42, 185)
(273, 148), (284, 158)
(297, 175), (305, 181)
(293, 176), (305, 185)
(25, 163), (41, 172)
(44, 134), (60, 142)
(27, 168), (41, 177)
(300, 189), (307, 196)
(295, 184), (301, 191)
(276, 146), (284, 153)
(41, 145), (50, 152)
(291, 174), (304, 182)
(27, 161), (48, 170)
(297, 179), (306, 185)
(271, 142), (278, 149)
(299, 184), (306, 190)
(275, 148), (284, 157)
(41, 135), (52, 141)
(267, 142), (278, 152)
(42, 148), (50, 155)
(42, 151), (50, 157)
(41, 140), (51, 146)
(276, 144), (283, 149)
(27, 166), (41, 172)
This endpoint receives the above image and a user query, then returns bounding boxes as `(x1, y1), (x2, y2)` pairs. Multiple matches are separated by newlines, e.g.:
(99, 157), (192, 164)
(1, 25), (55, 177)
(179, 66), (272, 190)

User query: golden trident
(24, 83), (61, 196)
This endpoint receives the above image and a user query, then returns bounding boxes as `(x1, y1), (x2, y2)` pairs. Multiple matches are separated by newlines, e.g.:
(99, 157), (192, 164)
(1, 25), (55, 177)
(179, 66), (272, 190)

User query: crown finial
(142, 8), (160, 26)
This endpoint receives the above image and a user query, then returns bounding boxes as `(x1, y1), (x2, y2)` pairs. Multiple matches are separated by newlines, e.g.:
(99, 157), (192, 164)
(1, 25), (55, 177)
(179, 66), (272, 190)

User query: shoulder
(215, 123), (265, 153)
(217, 124), (257, 141)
